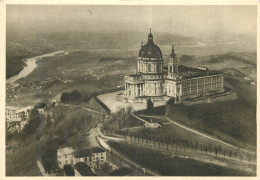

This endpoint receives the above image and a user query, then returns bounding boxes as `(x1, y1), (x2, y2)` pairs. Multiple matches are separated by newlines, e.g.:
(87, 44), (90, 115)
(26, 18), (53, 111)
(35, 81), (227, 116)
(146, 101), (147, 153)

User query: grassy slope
(108, 141), (251, 176)
(165, 53), (256, 148)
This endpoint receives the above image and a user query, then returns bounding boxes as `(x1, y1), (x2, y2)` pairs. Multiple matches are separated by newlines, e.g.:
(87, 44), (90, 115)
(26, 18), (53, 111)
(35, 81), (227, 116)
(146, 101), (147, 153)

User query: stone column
(131, 85), (134, 97)
(125, 83), (127, 96)
(136, 85), (138, 97)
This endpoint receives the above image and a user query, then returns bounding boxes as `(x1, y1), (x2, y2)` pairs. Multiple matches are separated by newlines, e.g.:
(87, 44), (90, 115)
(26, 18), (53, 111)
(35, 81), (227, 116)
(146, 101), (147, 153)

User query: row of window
(138, 63), (162, 72)
(183, 79), (223, 87)
(145, 75), (163, 79)
(183, 77), (223, 85)
(182, 83), (222, 91)
(182, 84), (222, 95)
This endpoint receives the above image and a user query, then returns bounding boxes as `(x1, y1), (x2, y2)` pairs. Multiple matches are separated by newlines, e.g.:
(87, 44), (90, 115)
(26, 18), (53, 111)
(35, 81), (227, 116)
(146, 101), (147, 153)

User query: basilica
(124, 29), (224, 103)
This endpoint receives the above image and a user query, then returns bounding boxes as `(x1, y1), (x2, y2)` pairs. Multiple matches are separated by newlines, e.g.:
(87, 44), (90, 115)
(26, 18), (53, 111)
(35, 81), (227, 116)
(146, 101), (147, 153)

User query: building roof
(58, 147), (74, 155)
(16, 106), (33, 113)
(74, 162), (96, 176)
(178, 65), (222, 79)
(109, 167), (133, 176)
(6, 106), (20, 111)
(74, 147), (105, 158)
(138, 29), (162, 59)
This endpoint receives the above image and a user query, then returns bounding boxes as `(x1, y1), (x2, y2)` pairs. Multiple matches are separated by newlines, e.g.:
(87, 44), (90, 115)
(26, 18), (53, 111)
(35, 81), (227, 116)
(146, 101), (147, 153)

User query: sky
(7, 5), (257, 38)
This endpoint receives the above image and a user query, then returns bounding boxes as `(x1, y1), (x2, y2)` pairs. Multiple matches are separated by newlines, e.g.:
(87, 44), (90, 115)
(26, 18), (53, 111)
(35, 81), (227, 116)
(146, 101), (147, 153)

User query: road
(87, 123), (159, 176)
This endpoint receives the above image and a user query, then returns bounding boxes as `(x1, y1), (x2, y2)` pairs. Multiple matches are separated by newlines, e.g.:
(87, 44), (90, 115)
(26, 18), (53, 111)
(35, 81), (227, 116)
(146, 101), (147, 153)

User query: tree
(60, 92), (70, 103)
(229, 151), (233, 158)
(146, 97), (154, 113)
(35, 102), (47, 109)
(46, 114), (52, 128)
(70, 90), (82, 102)
(208, 144), (212, 153)
(214, 146), (218, 156)
(223, 150), (226, 157)
(21, 108), (42, 139)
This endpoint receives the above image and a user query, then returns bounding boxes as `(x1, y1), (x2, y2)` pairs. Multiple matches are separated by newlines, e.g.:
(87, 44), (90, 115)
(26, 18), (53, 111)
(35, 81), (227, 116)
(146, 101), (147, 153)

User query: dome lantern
(148, 28), (153, 43)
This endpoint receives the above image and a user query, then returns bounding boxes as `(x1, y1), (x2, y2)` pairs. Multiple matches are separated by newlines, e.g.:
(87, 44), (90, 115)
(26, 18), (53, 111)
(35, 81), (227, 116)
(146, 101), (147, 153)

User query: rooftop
(16, 106), (33, 113)
(178, 65), (222, 79)
(74, 162), (96, 176)
(58, 147), (74, 155)
(6, 106), (20, 111)
(74, 147), (105, 158)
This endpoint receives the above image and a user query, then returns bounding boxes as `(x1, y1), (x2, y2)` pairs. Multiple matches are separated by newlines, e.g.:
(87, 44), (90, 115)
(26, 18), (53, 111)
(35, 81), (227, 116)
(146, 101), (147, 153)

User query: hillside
(6, 100), (104, 175)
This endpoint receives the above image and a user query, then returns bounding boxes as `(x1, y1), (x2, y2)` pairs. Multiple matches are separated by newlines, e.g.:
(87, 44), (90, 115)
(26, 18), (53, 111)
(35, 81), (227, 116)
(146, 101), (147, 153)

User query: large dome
(138, 29), (162, 59)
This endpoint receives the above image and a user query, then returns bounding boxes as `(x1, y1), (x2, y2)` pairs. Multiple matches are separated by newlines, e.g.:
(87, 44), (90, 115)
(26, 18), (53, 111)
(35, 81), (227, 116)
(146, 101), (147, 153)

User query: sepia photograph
(3, 2), (258, 177)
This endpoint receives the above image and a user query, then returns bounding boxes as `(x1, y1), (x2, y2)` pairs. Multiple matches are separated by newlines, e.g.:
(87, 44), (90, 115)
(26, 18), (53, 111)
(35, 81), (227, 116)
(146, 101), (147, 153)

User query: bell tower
(168, 45), (178, 77)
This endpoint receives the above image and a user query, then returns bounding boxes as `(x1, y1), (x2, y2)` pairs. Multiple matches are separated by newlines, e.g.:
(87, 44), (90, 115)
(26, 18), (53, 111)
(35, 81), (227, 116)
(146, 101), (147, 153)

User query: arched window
(156, 64), (160, 72)
(148, 64), (151, 72)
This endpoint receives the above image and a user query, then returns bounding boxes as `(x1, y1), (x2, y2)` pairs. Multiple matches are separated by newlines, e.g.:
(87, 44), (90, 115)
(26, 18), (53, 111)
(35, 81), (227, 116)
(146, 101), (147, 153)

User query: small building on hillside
(57, 147), (74, 169)
(57, 147), (106, 169)
(37, 108), (45, 114)
(6, 106), (33, 132)
(6, 106), (32, 122)
(74, 162), (96, 176)
(73, 147), (106, 168)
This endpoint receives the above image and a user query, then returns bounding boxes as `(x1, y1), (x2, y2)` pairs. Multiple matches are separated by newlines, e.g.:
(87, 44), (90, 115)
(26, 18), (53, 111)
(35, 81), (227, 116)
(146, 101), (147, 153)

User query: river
(6, 50), (69, 85)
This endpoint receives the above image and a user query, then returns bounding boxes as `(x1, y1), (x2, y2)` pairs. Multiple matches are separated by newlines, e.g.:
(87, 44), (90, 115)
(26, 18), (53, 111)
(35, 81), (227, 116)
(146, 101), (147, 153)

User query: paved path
(91, 124), (159, 176)
(88, 126), (100, 147)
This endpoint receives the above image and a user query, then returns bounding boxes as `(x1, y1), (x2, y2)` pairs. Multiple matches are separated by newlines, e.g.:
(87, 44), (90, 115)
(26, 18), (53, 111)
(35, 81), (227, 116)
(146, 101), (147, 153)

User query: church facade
(124, 29), (224, 103)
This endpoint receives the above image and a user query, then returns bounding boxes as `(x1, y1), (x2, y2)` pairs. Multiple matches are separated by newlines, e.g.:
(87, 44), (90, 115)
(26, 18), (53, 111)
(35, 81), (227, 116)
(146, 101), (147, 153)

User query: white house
(57, 147), (74, 169)
(6, 106), (32, 122)
(57, 147), (106, 169)
(6, 106), (33, 132)
(73, 147), (106, 168)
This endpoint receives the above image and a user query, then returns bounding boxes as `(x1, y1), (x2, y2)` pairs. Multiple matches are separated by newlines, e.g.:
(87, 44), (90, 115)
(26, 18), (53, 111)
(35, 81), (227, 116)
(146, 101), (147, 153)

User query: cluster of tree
(102, 106), (142, 135)
(118, 131), (253, 161)
(108, 141), (251, 176)
(60, 86), (125, 104)
(146, 97), (154, 114)
(35, 102), (47, 109)
(21, 109), (43, 138)
(60, 90), (98, 103)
